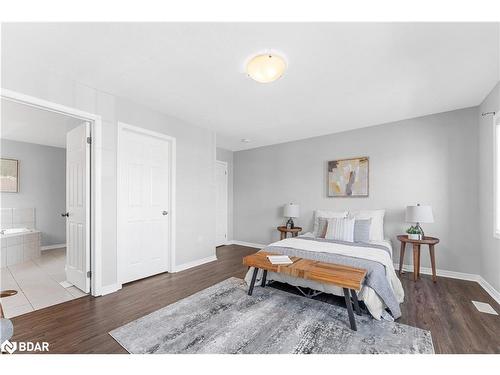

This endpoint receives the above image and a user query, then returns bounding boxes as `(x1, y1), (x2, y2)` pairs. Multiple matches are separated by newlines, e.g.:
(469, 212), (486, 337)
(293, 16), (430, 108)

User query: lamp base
(286, 218), (295, 229)
(416, 223), (425, 239)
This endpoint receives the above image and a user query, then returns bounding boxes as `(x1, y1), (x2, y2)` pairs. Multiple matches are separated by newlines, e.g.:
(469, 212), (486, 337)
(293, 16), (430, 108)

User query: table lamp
(405, 204), (434, 237)
(283, 203), (300, 229)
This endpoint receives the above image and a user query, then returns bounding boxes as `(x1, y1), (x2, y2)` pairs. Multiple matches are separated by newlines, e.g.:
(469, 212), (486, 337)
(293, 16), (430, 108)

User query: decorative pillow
(312, 210), (348, 236)
(316, 217), (329, 238)
(325, 217), (355, 242)
(349, 210), (385, 241)
(353, 219), (372, 242)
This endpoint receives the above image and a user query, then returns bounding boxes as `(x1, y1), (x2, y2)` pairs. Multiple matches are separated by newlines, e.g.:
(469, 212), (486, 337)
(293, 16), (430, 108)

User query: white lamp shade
(284, 203), (300, 218)
(405, 205), (434, 223)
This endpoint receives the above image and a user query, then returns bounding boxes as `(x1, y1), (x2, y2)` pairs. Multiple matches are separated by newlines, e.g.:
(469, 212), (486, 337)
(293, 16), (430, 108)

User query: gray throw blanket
(264, 237), (402, 319)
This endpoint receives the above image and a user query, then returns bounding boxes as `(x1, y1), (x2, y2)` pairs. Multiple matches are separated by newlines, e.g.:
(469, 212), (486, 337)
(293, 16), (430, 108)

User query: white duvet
(244, 234), (405, 320)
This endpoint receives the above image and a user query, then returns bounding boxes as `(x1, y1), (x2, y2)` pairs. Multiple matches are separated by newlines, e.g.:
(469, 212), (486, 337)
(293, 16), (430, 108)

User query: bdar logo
(1, 339), (17, 354)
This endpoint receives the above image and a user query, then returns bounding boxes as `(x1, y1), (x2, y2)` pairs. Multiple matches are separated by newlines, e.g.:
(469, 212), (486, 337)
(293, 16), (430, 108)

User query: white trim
(215, 160), (229, 246)
(494, 113), (500, 239)
(228, 240), (266, 249)
(395, 263), (500, 304)
(396, 263), (479, 281)
(100, 283), (122, 296)
(1, 88), (103, 297)
(116, 122), (177, 283)
(173, 255), (217, 272)
(41, 243), (66, 251)
(478, 276), (500, 305)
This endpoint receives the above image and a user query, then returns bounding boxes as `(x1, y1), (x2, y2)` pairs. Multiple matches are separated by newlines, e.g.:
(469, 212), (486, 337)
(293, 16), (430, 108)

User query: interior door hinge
(87, 271), (92, 278)
(87, 136), (92, 144)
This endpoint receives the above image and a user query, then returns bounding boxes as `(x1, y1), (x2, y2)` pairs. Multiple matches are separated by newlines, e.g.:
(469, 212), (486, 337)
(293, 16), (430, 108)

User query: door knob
(162, 211), (168, 216)
(61, 212), (69, 217)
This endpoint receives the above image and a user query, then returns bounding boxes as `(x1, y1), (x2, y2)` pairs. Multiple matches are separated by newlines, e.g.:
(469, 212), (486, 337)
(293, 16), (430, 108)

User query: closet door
(215, 161), (228, 246)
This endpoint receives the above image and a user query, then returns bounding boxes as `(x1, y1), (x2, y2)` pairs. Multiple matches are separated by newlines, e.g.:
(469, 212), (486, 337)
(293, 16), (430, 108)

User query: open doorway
(0, 98), (91, 318)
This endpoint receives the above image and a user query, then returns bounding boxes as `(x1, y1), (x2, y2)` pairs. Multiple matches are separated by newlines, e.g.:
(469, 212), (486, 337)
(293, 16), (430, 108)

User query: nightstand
(277, 226), (302, 240)
(397, 235), (440, 282)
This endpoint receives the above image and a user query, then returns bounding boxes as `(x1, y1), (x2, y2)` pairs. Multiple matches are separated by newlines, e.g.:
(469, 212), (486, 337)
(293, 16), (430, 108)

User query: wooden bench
(243, 251), (367, 331)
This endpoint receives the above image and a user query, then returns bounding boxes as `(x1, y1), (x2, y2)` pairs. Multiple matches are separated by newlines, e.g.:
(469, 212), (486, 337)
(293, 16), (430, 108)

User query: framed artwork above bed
(328, 156), (369, 197)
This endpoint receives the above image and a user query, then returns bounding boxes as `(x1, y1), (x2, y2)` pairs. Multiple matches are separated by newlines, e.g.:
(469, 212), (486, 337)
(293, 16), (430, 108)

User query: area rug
(109, 277), (434, 354)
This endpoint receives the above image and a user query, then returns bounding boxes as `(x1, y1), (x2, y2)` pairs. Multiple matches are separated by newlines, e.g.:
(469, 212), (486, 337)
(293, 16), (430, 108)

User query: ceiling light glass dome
(246, 54), (287, 83)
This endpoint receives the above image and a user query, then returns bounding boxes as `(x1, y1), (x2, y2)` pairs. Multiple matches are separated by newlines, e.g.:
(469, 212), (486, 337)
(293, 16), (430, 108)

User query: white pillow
(312, 210), (348, 236)
(349, 210), (385, 241)
(325, 217), (355, 242)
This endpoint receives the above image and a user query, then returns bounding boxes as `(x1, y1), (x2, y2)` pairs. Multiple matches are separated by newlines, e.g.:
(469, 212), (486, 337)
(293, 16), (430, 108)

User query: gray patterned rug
(109, 277), (434, 354)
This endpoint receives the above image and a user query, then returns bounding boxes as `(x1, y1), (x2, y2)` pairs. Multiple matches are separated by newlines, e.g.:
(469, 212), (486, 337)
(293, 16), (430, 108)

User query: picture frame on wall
(327, 156), (369, 197)
(0, 158), (19, 193)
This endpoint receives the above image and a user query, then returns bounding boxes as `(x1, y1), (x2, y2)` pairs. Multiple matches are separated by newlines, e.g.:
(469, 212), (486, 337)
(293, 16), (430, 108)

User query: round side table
(277, 226), (302, 240)
(397, 235), (440, 282)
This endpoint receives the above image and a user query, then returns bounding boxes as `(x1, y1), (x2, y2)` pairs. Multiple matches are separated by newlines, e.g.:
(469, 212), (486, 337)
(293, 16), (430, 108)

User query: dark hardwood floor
(7, 245), (500, 354)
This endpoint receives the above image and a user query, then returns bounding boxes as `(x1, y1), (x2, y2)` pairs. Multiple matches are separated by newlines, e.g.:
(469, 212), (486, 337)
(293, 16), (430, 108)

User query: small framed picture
(0, 158), (19, 193)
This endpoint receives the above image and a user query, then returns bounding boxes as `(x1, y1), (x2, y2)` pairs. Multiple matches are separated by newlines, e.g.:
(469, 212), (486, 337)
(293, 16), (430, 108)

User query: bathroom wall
(1, 139), (66, 247)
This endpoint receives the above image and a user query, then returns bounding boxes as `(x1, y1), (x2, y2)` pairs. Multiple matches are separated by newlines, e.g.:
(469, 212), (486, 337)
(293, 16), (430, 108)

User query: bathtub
(1, 228), (33, 235)
(0, 228), (41, 267)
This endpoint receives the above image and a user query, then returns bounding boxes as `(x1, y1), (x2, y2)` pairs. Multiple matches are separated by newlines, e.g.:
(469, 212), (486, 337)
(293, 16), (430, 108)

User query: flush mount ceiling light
(240, 138), (251, 143)
(246, 53), (287, 83)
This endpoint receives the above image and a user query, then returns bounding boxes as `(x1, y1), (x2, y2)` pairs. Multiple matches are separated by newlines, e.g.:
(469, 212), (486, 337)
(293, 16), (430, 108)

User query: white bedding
(244, 235), (404, 320)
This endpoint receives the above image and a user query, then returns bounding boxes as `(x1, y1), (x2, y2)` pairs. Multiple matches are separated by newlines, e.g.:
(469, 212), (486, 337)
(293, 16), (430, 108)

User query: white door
(119, 125), (172, 284)
(65, 122), (90, 293)
(215, 161), (228, 246)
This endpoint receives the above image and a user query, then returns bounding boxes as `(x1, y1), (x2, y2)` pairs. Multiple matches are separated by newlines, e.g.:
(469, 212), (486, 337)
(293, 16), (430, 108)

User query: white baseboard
(227, 240), (266, 249)
(97, 256), (218, 296)
(477, 276), (500, 305)
(173, 255), (218, 272)
(99, 283), (122, 296)
(41, 243), (66, 251)
(395, 263), (500, 304)
(395, 263), (480, 282)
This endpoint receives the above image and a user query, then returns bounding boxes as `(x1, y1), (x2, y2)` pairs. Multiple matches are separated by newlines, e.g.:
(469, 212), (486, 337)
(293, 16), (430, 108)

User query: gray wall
(216, 147), (234, 240)
(478, 81), (500, 291)
(3, 63), (217, 289)
(234, 107), (480, 275)
(1, 139), (66, 246)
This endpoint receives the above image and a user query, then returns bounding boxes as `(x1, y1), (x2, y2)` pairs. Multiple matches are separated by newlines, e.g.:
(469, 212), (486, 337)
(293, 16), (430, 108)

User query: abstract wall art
(327, 157), (368, 197)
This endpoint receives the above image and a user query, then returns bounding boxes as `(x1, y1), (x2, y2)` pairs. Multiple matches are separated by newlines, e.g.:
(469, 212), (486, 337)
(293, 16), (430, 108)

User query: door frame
(116, 122), (176, 282)
(494, 113), (500, 239)
(215, 160), (228, 246)
(1, 88), (103, 296)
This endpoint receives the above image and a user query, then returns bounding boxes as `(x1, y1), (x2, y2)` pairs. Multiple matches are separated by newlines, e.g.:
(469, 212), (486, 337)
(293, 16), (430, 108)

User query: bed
(244, 228), (405, 321)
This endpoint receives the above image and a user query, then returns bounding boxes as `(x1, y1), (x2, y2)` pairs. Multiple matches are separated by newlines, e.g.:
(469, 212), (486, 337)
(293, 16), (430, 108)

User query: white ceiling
(1, 99), (82, 148)
(2, 23), (499, 151)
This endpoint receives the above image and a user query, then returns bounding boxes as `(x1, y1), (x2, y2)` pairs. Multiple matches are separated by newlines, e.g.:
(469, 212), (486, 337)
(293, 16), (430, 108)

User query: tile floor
(1, 248), (87, 318)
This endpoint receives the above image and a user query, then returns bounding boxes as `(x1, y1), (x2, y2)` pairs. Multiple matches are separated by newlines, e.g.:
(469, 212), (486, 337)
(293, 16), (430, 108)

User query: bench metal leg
(248, 268), (258, 295)
(350, 289), (361, 316)
(343, 288), (357, 331)
(261, 270), (267, 287)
